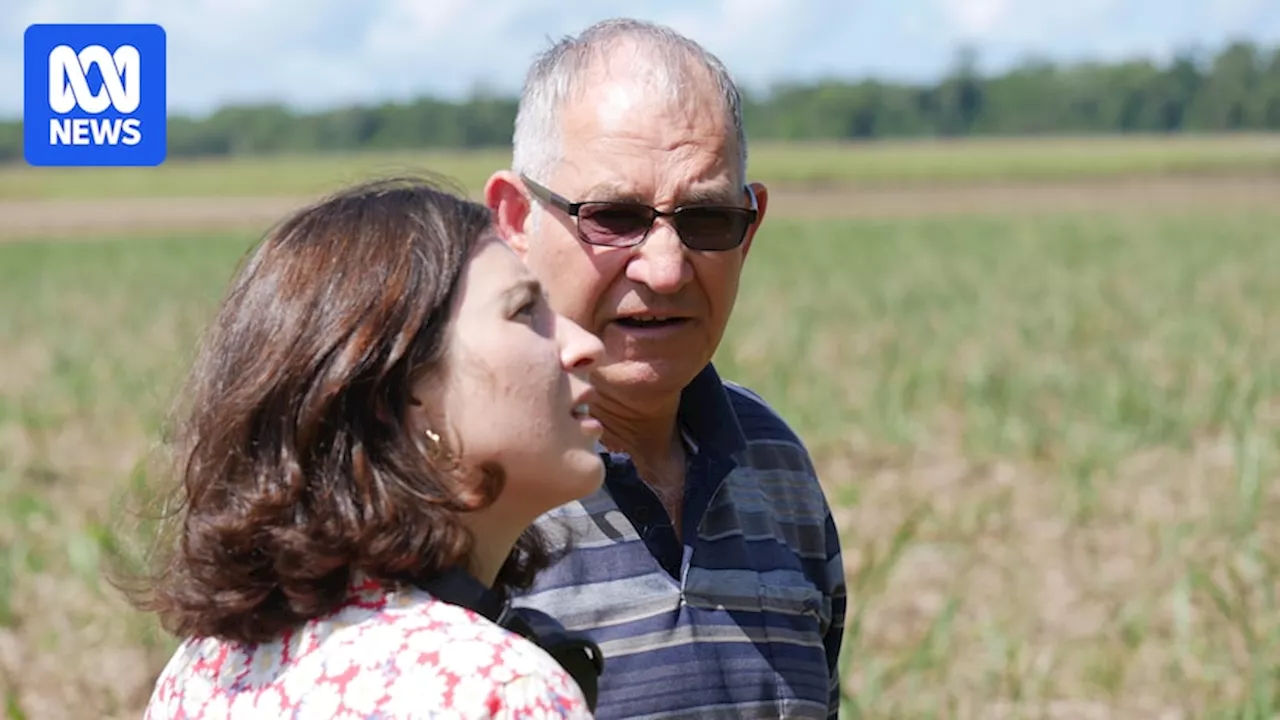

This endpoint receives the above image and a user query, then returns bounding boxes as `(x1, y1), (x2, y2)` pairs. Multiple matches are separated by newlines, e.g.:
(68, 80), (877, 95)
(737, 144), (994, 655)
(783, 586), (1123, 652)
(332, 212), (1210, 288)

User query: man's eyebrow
(679, 187), (741, 206)
(581, 180), (642, 202)
(581, 182), (740, 207)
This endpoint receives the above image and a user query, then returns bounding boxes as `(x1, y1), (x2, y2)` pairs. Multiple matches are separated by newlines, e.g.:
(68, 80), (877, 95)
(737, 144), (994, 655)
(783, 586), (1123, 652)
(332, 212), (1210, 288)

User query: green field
(4, 133), (1280, 199)
(3, 137), (1280, 718)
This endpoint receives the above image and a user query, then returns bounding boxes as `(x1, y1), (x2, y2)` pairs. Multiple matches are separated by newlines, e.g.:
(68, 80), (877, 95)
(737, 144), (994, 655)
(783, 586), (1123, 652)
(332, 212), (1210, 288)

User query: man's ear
(740, 181), (769, 259)
(484, 170), (533, 256)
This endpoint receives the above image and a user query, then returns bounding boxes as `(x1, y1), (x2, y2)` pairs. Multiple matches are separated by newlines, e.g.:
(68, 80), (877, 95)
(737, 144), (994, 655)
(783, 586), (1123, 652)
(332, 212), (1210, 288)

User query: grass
(3, 133), (1280, 200)
(2, 198), (1280, 717)
(719, 211), (1280, 717)
(0, 233), (256, 718)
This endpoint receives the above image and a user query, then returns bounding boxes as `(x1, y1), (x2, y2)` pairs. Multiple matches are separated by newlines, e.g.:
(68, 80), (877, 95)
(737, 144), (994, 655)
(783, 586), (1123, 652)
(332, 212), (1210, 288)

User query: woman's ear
(405, 374), (434, 434)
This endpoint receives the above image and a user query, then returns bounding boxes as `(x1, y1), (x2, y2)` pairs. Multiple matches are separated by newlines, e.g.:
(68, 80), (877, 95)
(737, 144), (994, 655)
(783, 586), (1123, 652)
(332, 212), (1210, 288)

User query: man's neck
(593, 389), (683, 472)
(595, 388), (690, 532)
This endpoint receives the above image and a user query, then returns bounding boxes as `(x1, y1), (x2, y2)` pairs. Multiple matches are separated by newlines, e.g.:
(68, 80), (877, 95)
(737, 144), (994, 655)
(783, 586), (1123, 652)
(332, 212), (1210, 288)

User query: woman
(124, 176), (607, 718)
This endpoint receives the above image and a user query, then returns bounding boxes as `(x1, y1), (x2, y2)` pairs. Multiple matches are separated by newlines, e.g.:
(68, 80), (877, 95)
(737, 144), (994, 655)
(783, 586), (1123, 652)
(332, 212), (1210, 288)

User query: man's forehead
(552, 69), (742, 204)
(560, 63), (731, 143)
(552, 127), (741, 204)
(578, 176), (739, 205)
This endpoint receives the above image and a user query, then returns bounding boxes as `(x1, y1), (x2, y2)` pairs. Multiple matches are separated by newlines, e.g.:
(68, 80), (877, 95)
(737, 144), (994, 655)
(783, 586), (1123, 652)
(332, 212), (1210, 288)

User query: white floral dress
(143, 574), (593, 719)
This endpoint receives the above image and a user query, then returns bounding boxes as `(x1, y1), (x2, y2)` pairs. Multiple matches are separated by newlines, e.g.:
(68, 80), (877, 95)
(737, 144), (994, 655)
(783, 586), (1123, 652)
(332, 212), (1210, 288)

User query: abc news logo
(48, 43), (144, 147)
(24, 23), (167, 167)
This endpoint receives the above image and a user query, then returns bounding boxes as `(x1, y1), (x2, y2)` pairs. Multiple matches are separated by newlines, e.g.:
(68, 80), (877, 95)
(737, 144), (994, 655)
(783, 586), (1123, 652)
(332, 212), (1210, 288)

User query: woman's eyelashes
(513, 295), (537, 321)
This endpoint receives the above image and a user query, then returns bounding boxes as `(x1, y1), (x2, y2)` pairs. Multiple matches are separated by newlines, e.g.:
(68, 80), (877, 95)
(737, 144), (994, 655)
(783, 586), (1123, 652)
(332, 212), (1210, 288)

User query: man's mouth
(613, 315), (689, 329)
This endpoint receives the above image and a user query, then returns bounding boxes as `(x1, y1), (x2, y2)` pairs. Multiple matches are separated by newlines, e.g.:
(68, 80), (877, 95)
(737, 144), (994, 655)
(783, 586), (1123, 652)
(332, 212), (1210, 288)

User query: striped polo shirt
(511, 364), (848, 719)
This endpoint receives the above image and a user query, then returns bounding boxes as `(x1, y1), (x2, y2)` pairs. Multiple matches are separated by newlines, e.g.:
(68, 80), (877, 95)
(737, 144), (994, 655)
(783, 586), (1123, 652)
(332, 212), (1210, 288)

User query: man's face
(513, 69), (767, 401)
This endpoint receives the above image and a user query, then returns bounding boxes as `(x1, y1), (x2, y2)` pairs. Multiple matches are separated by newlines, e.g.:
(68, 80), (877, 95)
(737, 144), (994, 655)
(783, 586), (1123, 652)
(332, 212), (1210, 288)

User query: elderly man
(484, 18), (847, 719)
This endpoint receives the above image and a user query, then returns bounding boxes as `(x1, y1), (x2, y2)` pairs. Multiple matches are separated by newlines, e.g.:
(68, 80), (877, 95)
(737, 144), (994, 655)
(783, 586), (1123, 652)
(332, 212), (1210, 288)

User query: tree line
(2, 40), (1278, 162)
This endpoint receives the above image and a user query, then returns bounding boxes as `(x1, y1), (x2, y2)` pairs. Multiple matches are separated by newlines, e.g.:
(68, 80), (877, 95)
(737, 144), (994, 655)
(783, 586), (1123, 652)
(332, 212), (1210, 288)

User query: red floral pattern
(143, 575), (593, 718)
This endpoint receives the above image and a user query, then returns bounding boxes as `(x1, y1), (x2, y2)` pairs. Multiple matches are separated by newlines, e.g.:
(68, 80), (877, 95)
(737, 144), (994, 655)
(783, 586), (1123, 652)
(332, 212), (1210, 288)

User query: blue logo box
(24, 23), (167, 167)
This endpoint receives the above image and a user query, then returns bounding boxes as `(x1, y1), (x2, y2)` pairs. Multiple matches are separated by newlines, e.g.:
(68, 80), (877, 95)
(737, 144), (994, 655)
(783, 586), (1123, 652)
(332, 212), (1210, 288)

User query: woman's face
(418, 235), (607, 517)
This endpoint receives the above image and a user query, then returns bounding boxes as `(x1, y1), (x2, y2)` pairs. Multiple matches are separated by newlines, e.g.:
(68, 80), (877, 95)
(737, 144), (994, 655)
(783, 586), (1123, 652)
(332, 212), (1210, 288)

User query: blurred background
(2, 1), (1279, 718)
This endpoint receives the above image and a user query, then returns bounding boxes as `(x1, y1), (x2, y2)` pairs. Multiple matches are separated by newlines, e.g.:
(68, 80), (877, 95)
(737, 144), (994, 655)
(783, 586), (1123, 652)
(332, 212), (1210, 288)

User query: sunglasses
(520, 173), (758, 252)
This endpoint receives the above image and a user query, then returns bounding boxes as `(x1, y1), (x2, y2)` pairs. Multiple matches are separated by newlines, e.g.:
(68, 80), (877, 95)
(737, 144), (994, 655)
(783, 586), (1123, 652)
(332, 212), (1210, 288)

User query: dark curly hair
(115, 175), (552, 645)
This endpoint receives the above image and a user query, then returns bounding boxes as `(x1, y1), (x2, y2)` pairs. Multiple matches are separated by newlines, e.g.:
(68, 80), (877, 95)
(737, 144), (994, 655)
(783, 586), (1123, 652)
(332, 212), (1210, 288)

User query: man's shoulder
(719, 379), (815, 469)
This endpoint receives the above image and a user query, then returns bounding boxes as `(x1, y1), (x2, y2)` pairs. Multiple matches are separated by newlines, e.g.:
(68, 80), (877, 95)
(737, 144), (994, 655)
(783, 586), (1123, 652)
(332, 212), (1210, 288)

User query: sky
(3, 0), (1280, 119)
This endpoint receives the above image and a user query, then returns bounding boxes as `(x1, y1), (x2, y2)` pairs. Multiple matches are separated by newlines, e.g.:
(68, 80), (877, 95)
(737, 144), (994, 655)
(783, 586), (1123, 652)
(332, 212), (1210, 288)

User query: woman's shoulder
(143, 583), (592, 719)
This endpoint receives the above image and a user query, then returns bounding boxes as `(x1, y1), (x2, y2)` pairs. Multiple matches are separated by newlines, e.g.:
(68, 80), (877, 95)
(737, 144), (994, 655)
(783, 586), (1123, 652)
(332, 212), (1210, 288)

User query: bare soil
(2, 175), (1278, 242)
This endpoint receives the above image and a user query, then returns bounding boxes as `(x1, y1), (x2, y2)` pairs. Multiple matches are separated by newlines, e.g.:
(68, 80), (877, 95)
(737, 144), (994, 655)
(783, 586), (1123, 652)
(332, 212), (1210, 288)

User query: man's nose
(624, 220), (693, 294)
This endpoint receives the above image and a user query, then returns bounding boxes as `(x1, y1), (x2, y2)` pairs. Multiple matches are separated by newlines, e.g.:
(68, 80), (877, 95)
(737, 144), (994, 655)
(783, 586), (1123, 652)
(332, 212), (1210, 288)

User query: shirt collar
(677, 363), (747, 457)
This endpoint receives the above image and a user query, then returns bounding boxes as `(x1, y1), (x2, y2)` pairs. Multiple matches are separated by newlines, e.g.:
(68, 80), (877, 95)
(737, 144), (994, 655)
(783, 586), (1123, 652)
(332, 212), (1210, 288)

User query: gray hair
(511, 18), (748, 187)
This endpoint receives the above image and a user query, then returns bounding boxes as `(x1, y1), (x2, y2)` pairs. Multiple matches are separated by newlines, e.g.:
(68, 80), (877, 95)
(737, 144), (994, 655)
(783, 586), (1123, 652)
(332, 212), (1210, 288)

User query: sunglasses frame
(520, 173), (759, 252)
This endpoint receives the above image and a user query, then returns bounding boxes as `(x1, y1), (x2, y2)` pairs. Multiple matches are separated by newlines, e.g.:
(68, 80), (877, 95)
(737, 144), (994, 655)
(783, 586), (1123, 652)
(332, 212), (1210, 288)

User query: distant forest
(2, 40), (1278, 162)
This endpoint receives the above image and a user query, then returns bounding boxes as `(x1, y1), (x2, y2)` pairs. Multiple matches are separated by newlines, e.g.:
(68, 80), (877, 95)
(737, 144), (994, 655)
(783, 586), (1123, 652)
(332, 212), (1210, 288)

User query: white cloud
(938, 0), (1121, 44)
(1208, 0), (1265, 25)
(940, 0), (1015, 38)
(1, 0), (1278, 119)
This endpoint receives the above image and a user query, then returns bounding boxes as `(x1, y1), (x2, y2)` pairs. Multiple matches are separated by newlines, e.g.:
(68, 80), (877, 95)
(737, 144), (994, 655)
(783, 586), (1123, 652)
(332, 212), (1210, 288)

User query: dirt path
(3, 175), (1278, 241)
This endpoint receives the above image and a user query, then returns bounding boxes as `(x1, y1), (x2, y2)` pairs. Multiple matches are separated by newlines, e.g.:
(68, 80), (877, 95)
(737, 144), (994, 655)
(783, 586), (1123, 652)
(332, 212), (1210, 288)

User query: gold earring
(422, 427), (452, 468)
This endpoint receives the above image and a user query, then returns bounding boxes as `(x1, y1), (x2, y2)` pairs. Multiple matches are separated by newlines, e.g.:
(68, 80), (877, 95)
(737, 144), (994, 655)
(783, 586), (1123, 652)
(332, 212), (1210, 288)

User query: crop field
(1, 135), (1279, 718)
(4, 134), (1280, 201)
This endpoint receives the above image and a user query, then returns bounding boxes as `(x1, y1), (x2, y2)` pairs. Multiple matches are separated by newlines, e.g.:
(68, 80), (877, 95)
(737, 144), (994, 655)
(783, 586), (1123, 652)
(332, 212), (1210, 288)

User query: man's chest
(515, 476), (834, 718)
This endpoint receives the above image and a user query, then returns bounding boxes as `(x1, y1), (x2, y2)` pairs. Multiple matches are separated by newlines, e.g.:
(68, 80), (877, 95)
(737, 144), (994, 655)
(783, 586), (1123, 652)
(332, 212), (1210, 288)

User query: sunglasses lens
(576, 202), (753, 251)
(578, 204), (654, 246)
(675, 208), (752, 251)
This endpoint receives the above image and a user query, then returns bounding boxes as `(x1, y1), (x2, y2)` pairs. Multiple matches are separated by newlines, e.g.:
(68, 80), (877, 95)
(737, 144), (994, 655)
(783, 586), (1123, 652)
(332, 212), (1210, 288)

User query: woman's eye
(515, 298), (537, 319)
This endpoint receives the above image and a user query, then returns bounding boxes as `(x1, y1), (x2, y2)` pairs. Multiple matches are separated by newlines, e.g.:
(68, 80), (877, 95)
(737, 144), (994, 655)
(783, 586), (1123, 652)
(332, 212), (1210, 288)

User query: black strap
(497, 605), (604, 710)
(416, 569), (604, 711)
